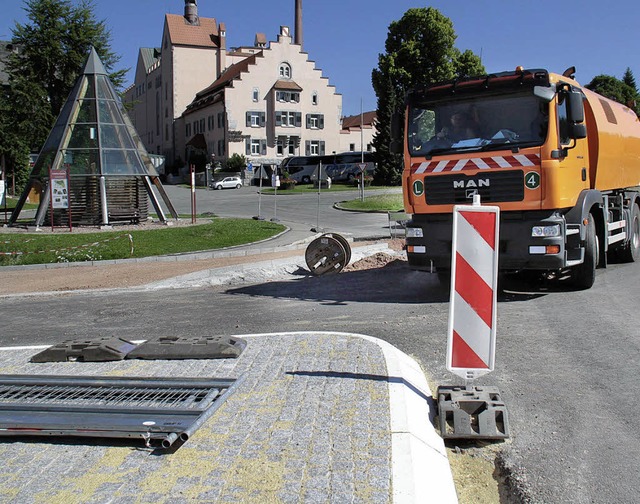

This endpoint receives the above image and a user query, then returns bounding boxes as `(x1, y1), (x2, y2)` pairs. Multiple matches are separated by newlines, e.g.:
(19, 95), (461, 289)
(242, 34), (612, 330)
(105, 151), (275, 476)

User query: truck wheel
(618, 203), (640, 263)
(572, 217), (597, 289)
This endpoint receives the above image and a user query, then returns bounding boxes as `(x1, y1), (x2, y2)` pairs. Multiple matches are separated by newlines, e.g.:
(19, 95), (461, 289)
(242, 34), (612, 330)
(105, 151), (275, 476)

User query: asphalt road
(2, 187), (640, 503)
(159, 184), (399, 239)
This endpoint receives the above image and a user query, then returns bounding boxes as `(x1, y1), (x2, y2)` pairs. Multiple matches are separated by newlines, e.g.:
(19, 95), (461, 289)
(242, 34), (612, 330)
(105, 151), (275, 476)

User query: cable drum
(305, 233), (351, 275)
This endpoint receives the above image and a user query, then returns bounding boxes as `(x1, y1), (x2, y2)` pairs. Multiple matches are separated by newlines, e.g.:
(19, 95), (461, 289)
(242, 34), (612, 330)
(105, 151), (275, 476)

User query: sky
(1, 0), (640, 117)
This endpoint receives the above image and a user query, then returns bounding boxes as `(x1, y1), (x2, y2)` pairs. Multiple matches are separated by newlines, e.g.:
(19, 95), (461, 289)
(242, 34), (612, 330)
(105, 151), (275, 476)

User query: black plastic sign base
(437, 385), (510, 440)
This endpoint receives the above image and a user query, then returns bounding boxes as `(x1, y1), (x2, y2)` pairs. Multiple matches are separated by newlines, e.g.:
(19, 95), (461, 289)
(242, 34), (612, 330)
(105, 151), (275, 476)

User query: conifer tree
(0, 0), (124, 194)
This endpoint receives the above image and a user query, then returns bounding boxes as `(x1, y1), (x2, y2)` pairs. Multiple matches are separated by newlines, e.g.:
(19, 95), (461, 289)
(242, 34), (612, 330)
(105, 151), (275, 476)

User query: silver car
(211, 176), (242, 190)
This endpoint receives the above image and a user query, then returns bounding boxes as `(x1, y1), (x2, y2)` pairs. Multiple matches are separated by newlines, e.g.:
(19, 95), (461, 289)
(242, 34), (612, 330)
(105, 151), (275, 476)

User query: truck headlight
(406, 227), (423, 238)
(531, 224), (561, 237)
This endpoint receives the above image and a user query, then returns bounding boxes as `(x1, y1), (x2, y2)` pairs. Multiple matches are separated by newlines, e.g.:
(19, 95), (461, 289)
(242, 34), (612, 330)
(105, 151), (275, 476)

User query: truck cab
(399, 67), (640, 288)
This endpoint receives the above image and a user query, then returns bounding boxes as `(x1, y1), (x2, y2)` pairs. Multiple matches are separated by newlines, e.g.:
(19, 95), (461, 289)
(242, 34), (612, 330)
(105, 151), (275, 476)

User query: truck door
(554, 88), (590, 205)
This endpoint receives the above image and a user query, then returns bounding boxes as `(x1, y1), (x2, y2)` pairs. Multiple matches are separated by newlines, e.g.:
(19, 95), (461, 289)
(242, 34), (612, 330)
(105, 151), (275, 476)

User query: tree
(0, 0), (124, 194)
(586, 74), (639, 114)
(371, 8), (484, 185)
(225, 153), (247, 172)
(622, 67), (637, 93)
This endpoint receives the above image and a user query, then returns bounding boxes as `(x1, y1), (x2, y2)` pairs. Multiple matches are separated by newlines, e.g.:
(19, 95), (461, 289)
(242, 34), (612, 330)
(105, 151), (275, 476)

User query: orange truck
(397, 67), (640, 288)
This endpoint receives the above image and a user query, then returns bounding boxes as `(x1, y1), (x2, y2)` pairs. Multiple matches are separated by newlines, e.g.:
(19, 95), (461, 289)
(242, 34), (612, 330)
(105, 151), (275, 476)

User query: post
(315, 161), (322, 231)
(100, 176), (109, 226)
(190, 164), (196, 224)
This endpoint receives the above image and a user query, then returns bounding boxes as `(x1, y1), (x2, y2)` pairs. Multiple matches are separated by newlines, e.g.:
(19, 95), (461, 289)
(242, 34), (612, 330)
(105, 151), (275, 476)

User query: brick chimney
(294, 0), (302, 47)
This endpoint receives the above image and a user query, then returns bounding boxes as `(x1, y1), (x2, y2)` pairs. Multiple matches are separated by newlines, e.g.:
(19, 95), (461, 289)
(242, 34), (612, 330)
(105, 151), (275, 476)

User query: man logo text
(453, 179), (490, 189)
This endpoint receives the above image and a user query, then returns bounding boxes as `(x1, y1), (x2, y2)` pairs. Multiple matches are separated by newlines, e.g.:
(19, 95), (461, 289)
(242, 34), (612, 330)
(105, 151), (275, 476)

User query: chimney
(217, 23), (227, 78)
(294, 0), (302, 47)
(184, 0), (199, 25)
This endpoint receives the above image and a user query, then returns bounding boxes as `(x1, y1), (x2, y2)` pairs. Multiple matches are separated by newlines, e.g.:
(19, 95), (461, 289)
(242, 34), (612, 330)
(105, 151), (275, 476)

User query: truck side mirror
(389, 111), (403, 154)
(568, 91), (585, 124)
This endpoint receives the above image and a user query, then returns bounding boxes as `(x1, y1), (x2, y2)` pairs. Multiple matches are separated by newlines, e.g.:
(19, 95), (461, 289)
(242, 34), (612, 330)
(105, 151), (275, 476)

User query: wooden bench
(108, 207), (140, 224)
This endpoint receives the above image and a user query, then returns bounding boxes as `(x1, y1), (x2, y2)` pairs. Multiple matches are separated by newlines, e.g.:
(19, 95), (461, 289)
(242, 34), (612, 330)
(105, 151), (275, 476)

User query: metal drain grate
(0, 374), (240, 448)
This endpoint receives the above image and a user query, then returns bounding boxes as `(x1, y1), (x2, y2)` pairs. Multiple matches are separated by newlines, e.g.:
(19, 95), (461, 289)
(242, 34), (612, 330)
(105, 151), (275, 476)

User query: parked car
(211, 176), (242, 190)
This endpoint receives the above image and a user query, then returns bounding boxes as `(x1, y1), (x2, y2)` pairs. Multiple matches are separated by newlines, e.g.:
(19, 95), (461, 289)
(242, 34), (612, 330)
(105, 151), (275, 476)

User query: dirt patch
(343, 252), (405, 272)
(448, 443), (519, 504)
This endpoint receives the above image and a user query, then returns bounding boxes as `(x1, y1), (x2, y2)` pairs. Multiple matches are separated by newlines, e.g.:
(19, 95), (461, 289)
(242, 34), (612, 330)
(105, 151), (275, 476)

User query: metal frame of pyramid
(9, 47), (178, 227)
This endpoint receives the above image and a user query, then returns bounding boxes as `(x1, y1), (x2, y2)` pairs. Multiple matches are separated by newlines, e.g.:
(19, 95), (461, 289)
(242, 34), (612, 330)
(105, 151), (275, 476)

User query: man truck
(396, 67), (640, 288)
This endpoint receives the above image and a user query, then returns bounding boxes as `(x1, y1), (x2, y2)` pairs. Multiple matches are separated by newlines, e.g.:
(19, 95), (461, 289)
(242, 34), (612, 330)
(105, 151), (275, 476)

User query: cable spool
(305, 233), (351, 275)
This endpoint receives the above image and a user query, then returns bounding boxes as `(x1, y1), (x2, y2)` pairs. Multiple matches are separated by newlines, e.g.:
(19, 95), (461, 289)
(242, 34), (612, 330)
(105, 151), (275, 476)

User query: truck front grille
(424, 170), (524, 205)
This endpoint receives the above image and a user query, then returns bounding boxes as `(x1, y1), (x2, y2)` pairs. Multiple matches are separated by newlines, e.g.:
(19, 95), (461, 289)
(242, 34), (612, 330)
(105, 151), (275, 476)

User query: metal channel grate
(0, 375), (240, 449)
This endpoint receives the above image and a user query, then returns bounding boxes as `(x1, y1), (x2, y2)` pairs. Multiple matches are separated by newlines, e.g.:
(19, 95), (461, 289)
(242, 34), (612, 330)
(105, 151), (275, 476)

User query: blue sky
(2, 1), (639, 117)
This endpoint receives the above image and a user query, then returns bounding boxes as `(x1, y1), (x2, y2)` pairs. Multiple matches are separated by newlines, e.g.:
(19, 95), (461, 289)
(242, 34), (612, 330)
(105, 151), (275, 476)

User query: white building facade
(124, 1), (346, 172)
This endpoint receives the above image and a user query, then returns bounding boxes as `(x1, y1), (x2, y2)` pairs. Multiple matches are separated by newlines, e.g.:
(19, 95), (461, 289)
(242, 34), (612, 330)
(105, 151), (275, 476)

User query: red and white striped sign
(446, 202), (500, 381)
(411, 153), (540, 174)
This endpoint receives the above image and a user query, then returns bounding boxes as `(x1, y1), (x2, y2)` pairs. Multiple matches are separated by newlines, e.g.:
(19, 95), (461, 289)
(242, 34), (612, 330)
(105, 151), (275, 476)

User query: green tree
(225, 153), (247, 172)
(622, 67), (637, 93)
(0, 0), (124, 194)
(586, 74), (639, 114)
(371, 7), (484, 185)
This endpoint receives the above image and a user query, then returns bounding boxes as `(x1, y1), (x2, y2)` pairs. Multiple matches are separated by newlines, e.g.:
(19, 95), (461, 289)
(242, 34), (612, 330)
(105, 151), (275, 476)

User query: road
(2, 187), (640, 503)
(159, 184), (399, 239)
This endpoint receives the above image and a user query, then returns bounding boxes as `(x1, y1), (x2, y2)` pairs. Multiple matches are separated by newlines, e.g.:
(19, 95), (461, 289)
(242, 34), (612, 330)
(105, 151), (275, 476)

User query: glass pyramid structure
(10, 47), (177, 226)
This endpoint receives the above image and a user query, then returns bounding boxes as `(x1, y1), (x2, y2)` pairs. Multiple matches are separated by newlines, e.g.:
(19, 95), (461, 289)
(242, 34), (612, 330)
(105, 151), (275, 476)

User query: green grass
(338, 193), (404, 212)
(0, 218), (285, 267)
(2, 196), (39, 211)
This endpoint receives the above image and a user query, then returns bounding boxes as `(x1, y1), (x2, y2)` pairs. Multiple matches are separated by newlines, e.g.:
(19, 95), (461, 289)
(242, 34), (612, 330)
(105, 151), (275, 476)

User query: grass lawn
(2, 196), (39, 211)
(337, 193), (404, 212)
(0, 218), (285, 267)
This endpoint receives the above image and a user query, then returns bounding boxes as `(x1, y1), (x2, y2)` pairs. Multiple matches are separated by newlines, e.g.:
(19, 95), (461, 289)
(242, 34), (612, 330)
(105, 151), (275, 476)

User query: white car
(211, 176), (242, 190)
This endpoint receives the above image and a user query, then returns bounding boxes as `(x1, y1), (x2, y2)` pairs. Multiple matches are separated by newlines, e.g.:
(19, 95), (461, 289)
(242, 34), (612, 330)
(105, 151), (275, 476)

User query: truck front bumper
(405, 212), (571, 271)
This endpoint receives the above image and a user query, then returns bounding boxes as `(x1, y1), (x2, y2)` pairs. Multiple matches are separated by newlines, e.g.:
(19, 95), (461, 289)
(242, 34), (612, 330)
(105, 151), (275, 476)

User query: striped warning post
(446, 202), (500, 381)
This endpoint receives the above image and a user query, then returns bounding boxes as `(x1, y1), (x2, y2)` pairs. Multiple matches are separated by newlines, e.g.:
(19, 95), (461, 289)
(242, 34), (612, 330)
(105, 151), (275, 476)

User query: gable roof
(185, 53), (261, 114)
(341, 111), (377, 130)
(140, 47), (161, 73)
(165, 14), (219, 48)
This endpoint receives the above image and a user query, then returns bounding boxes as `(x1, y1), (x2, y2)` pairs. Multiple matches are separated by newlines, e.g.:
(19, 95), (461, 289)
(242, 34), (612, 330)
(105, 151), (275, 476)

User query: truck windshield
(407, 90), (549, 157)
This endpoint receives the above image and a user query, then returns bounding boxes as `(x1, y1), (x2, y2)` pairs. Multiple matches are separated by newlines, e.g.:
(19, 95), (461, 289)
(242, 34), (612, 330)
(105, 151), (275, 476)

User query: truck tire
(618, 203), (640, 263)
(572, 217), (597, 289)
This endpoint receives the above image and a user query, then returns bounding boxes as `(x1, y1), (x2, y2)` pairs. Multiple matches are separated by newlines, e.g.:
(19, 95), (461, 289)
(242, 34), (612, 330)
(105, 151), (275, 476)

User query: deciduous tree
(586, 74), (639, 115)
(371, 7), (484, 185)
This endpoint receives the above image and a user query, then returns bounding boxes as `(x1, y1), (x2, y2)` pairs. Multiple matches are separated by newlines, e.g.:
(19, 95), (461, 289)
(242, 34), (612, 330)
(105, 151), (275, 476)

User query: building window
(186, 123), (191, 137)
(276, 139), (284, 156)
(349, 143), (356, 151)
(306, 114), (324, 129)
(276, 90), (300, 103)
(305, 140), (325, 156)
(252, 88), (259, 102)
(312, 92), (318, 106)
(246, 111), (266, 127)
(279, 62), (291, 79)
(246, 138), (267, 156)
(218, 140), (225, 156)
(217, 112), (224, 128)
(275, 111), (301, 127)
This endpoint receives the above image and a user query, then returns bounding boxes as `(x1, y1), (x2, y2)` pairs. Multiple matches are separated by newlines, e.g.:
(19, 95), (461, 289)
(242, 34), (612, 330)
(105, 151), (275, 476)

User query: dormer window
(279, 63), (292, 79)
